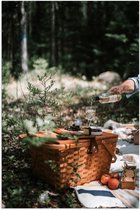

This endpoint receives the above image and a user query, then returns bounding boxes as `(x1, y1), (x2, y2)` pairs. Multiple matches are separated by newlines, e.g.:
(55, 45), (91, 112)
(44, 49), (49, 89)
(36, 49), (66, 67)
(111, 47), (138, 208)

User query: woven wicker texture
(31, 132), (118, 188)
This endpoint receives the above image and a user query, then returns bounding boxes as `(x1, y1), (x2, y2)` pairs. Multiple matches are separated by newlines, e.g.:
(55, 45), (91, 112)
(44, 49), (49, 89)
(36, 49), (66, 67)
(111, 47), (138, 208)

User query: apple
(108, 178), (120, 190)
(100, 174), (111, 185)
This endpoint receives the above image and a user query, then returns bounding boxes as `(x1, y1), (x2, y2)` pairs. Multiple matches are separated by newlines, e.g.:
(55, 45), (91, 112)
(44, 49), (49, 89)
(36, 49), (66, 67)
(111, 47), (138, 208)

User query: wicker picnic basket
(30, 132), (118, 189)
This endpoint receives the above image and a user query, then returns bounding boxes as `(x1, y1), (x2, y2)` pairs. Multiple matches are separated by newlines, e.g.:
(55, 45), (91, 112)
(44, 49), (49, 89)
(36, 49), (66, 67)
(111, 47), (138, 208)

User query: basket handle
(102, 140), (117, 163)
(87, 138), (98, 154)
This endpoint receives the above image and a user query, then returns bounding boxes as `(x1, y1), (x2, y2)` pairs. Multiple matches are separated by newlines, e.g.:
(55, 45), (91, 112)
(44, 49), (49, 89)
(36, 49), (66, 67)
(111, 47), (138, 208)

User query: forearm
(120, 79), (135, 93)
(109, 76), (139, 95)
(125, 76), (139, 98)
(128, 77), (139, 92)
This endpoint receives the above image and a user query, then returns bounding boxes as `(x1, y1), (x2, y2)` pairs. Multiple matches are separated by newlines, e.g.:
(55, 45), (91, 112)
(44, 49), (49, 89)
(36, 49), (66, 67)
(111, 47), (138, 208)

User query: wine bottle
(94, 93), (122, 104)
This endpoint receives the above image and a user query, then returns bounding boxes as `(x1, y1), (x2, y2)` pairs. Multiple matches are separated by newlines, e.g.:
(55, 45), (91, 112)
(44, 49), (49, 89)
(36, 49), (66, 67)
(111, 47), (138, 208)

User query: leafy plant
(45, 160), (58, 173)
(68, 162), (82, 185)
(57, 132), (78, 140)
(22, 136), (57, 147)
(24, 72), (73, 128)
(33, 58), (49, 71)
(23, 116), (56, 135)
(2, 61), (12, 84)
(17, 72), (74, 147)
(105, 33), (128, 43)
(63, 192), (76, 208)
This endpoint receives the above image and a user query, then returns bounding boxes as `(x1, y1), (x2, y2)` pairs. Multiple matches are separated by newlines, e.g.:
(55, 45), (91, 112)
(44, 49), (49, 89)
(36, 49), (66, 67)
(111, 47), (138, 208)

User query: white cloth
(75, 139), (139, 208)
(75, 181), (126, 208)
(110, 139), (139, 172)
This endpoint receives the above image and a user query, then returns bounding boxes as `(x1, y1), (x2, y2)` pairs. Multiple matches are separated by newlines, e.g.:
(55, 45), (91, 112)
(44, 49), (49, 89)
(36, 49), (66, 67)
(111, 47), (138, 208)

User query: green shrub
(19, 72), (73, 146)
(32, 58), (49, 71)
(2, 61), (12, 84)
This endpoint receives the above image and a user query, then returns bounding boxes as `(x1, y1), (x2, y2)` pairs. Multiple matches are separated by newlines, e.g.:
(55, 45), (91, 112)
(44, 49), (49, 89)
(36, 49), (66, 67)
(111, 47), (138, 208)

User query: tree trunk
(59, 2), (64, 65)
(21, 1), (28, 73)
(50, 1), (56, 66)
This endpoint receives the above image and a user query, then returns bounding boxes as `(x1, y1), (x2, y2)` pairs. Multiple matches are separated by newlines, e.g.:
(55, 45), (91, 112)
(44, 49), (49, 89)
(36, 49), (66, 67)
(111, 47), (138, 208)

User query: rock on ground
(97, 71), (122, 85)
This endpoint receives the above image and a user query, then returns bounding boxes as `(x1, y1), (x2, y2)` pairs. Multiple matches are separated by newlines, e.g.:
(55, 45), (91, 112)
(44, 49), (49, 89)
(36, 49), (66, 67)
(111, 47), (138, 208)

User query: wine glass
(85, 106), (96, 127)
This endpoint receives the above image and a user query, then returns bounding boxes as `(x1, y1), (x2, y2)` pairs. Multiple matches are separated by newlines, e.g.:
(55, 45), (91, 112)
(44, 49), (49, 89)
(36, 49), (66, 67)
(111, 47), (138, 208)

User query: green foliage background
(2, 1), (139, 81)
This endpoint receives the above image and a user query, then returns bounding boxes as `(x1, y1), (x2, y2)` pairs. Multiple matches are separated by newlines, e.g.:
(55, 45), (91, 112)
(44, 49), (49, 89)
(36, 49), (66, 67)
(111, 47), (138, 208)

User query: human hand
(109, 85), (124, 94)
(109, 79), (135, 94)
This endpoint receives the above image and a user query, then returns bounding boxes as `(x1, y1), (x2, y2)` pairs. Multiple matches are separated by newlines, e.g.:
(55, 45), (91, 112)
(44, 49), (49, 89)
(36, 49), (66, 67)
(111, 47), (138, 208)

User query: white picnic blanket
(74, 139), (139, 208)
(110, 139), (139, 173)
(75, 181), (126, 208)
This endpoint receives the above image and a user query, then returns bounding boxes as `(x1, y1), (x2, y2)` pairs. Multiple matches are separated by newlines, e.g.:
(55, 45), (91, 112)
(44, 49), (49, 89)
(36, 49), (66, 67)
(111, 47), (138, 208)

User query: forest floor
(2, 70), (139, 208)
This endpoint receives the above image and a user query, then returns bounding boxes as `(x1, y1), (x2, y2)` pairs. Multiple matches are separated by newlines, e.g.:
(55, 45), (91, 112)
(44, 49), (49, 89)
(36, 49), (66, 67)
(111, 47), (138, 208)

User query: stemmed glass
(85, 106), (97, 127)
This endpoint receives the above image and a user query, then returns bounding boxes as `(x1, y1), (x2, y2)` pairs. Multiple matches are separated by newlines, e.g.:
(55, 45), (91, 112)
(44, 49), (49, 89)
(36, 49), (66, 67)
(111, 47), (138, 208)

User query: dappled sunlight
(5, 70), (109, 102)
